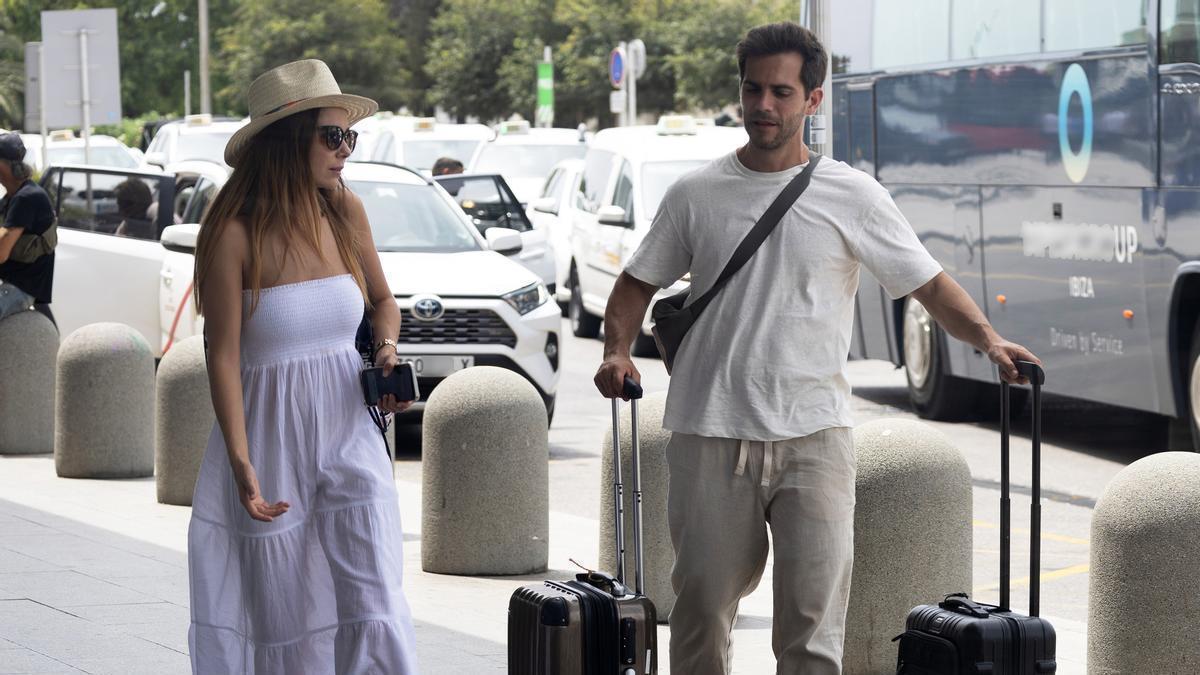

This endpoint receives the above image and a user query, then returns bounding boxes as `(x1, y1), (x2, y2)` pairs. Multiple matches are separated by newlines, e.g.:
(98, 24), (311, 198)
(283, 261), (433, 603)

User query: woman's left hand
(375, 346), (414, 414)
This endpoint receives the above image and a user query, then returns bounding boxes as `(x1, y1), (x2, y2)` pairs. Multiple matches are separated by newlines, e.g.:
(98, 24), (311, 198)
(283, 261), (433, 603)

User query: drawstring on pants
(734, 439), (775, 488)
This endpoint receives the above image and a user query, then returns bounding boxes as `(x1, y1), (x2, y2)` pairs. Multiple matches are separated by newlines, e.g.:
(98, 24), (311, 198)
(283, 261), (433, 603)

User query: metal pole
(618, 41), (627, 127)
(627, 54), (637, 127)
(79, 28), (91, 166)
(184, 70), (191, 117)
(38, 43), (48, 173)
(802, 0), (833, 156)
(199, 0), (211, 114)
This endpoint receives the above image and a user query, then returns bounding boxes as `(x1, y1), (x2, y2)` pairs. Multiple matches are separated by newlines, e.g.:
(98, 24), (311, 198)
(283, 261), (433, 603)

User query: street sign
(536, 60), (554, 127)
(609, 90), (626, 114)
(609, 47), (625, 89)
(627, 39), (646, 79)
(23, 43), (40, 132)
(41, 9), (122, 128)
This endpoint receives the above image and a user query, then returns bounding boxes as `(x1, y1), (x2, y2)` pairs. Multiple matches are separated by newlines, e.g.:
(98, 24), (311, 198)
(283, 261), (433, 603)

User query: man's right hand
(595, 356), (642, 400)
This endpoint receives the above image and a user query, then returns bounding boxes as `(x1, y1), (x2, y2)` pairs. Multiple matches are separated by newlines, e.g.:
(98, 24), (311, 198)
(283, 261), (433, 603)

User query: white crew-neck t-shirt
(624, 151), (942, 441)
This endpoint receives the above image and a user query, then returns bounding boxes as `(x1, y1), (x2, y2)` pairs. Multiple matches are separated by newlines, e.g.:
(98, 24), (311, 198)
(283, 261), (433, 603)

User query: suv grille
(399, 308), (516, 347)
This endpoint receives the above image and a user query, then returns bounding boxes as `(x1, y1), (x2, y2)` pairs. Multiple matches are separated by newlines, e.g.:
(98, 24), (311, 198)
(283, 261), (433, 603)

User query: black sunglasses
(318, 125), (358, 152)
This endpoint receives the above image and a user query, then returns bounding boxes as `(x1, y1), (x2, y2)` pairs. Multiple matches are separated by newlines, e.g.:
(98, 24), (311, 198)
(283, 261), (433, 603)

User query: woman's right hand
(231, 459), (290, 522)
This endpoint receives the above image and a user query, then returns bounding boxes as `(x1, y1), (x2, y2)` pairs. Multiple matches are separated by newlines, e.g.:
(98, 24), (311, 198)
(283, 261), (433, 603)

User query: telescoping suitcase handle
(610, 376), (645, 596)
(1000, 360), (1045, 616)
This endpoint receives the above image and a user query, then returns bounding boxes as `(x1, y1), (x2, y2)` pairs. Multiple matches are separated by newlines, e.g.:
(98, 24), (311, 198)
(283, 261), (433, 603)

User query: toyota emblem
(411, 295), (445, 322)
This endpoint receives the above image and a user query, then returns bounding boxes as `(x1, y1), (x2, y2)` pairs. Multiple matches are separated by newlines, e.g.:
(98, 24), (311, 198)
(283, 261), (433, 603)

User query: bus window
(1162, 0), (1200, 64)
(873, 1), (950, 69)
(1044, 0), (1146, 53)
(951, 0), (1040, 60)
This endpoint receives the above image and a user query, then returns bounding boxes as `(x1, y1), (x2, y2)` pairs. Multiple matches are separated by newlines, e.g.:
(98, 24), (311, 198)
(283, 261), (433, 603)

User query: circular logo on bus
(1058, 63), (1093, 184)
(411, 294), (445, 322)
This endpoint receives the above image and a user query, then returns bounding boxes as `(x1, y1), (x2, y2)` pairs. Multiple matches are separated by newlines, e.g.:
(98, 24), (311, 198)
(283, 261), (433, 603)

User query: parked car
(160, 161), (561, 422)
(466, 120), (589, 204)
(568, 115), (747, 355)
(366, 117), (492, 175)
(21, 129), (148, 173)
(527, 158), (585, 306)
(432, 172), (557, 293)
(144, 114), (246, 171)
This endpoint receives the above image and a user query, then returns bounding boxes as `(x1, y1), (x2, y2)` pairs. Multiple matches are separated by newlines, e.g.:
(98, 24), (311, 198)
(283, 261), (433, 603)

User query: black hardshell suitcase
(896, 361), (1056, 674)
(508, 377), (658, 674)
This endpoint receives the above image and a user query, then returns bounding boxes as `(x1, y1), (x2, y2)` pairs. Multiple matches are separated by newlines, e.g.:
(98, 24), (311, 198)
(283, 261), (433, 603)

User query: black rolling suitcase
(895, 361), (1057, 674)
(508, 376), (658, 674)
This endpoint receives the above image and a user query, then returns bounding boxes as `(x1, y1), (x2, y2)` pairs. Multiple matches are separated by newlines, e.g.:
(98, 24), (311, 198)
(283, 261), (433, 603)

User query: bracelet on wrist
(374, 338), (398, 357)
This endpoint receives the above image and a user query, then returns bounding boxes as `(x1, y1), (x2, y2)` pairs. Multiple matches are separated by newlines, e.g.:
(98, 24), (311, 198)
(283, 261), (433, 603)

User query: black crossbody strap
(687, 153), (820, 317)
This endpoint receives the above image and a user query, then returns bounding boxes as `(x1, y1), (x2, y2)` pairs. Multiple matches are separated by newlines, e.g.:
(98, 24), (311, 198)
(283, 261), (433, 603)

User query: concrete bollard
(0, 311), (58, 455)
(844, 419), (973, 675)
(599, 391), (674, 621)
(1088, 452), (1200, 673)
(421, 366), (549, 575)
(155, 336), (214, 505)
(55, 323), (155, 478)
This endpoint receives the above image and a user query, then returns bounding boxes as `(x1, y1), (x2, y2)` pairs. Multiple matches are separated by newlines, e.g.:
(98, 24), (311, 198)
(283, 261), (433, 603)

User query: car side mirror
(486, 227), (523, 255)
(161, 223), (200, 253)
(598, 205), (632, 228)
(144, 151), (167, 168)
(531, 196), (558, 215)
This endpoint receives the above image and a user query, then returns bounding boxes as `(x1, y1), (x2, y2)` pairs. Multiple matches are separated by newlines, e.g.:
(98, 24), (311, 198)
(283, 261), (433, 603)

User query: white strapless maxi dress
(187, 274), (418, 674)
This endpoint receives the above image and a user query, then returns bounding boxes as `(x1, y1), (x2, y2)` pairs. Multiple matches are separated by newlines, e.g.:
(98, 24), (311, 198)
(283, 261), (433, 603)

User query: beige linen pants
(665, 427), (856, 675)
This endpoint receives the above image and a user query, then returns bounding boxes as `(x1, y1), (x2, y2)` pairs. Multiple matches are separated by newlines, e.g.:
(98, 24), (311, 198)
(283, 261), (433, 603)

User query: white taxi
(567, 115), (747, 354)
(528, 158), (585, 305)
(144, 114), (247, 171)
(467, 119), (589, 204)
(367, 117), (492, 175)
(21, 129), (146, 172)
(159, 162), (562, 422)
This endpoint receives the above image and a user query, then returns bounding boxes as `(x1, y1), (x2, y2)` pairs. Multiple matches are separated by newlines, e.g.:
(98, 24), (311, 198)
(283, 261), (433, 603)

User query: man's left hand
(986, 339), (1041, 384)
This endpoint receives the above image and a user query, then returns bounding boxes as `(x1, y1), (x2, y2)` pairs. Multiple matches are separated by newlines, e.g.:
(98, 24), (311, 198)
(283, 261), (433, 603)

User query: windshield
(399, 139), (483, 172)
(347, 179), (481, 252)
(46, 147), (138, 169)
(641, 160), (706, 217)
(174, 131), (235, 165)
(472, 143), (586, 179)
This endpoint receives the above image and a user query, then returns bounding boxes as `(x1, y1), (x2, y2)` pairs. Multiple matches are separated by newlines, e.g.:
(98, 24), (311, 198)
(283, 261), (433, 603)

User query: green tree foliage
(0, 0), (240, 124)
(0, 16), (25, 130)
(214, 0), (407, 115)
(390, 0), (442, 115)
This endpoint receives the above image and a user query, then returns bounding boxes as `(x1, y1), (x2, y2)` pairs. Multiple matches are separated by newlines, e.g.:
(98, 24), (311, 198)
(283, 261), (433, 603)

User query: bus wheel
(903, 297), (982, 420)
(1188, 323), (1200, 451)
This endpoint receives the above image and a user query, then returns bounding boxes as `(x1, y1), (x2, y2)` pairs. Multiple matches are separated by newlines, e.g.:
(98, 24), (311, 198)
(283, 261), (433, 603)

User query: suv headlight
(503, 282), (550, 315)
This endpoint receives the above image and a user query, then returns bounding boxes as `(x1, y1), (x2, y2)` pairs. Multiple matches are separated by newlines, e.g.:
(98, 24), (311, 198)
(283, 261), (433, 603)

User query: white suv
(367, 117), (492, 175)
(144, 114), (246, 171)
(160, 162), (562, 421)
(567, 116), (747, 354)
(467, 120), (588, 204)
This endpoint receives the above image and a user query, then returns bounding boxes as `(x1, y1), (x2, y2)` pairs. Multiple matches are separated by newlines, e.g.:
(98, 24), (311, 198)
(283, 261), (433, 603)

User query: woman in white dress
(186, 59), (418, 674)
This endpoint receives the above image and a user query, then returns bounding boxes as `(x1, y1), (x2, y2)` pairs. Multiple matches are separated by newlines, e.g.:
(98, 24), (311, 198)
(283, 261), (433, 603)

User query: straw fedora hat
(224, 59), (378, 167)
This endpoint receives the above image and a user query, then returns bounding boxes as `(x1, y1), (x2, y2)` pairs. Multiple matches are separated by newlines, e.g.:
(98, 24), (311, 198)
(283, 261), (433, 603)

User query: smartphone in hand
(360, 363), (420, 406)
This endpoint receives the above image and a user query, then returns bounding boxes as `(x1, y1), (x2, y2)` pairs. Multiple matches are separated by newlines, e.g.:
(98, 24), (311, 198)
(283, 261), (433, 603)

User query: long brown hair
(193, 108), (368, 315)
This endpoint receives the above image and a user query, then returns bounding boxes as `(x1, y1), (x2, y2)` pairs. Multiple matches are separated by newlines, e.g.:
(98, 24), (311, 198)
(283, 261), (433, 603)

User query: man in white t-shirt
(594, 21), (1040, 675)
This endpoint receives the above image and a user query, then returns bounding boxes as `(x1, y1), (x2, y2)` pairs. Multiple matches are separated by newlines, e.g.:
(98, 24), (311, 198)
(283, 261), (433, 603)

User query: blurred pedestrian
(595, 21), (1040, 675)
(112, 178), (155, 239)
(187, 59), (417, 674)
(432, 156), (464, 176)
(0, 132), (57, 327)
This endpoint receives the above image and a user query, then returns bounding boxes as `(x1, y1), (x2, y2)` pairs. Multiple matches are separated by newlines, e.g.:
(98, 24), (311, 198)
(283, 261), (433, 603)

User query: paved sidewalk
(0, 358), (1092, 674)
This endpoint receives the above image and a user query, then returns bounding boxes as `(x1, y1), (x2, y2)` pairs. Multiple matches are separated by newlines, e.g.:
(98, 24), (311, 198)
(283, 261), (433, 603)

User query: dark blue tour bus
(829, 1), (1200, 448)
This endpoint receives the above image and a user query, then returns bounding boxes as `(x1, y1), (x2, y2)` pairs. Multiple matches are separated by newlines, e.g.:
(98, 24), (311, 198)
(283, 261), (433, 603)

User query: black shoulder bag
(650, 153), (820, 374)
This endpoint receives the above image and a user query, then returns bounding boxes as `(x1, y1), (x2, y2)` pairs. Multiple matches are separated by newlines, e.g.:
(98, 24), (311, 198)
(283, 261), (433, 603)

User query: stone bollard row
(599, 390), (674, 621)
(55, 323), (155, 478)
(1089, 451), (1200, 674)
(0, 311), (58, 455)
(421, 366), (549, 576)
(844, 418), (973, 674)
(155, 335), (215, 505)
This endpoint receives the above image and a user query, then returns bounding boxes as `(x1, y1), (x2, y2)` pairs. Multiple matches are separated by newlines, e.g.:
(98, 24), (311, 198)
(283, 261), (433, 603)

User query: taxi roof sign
(185, 114), (213, 126)
(48, 129), (75, 141)
(498, 119), (531, 135)
(656, 114), (698, 136)
(413, 118), (437, 132)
